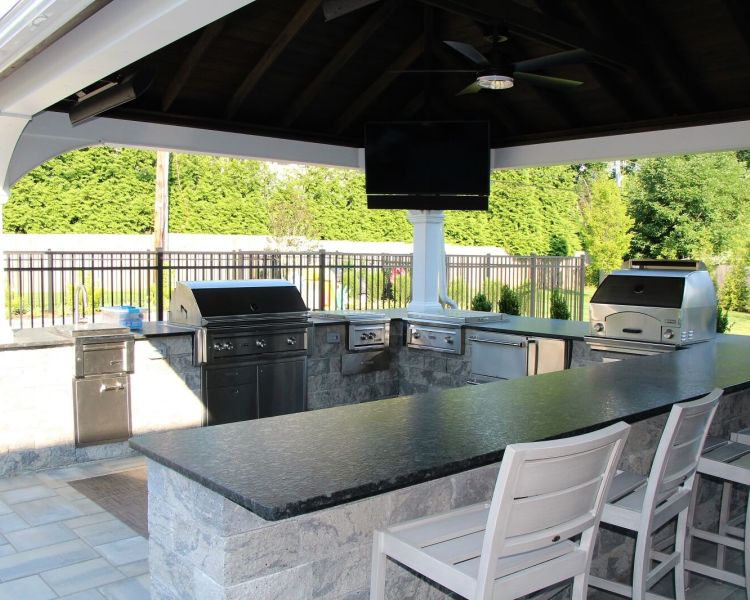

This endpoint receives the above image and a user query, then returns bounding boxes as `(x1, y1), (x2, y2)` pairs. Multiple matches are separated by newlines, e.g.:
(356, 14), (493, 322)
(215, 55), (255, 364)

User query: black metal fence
(4, 250), (585, 328)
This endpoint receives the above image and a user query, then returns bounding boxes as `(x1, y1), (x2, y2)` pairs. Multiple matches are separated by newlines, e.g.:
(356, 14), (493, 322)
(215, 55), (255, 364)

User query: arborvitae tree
(580, 177), (633, 284)
(4, 147), (156, 233)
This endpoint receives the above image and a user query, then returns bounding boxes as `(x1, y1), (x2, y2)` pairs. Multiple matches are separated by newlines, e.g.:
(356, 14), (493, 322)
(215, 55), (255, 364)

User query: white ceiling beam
(493, 120), (750, 169)
(9, 112), (750, 190)
(5, 110), (361, 189)
(0, 0), (255, 116)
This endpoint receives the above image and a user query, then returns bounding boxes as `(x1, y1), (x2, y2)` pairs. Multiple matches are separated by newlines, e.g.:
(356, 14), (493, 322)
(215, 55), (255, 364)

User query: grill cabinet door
(258, 357), (307, 418)
(203, 364), (258, 426)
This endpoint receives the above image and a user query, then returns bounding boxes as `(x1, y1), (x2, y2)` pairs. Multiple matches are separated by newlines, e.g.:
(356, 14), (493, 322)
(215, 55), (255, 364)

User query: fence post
(529, 254), (537, 318)
(46, 249), (54, 315)
(318, 249), (326, 310)
(579, 254), (586, 321)
(156, 250), (165, 321)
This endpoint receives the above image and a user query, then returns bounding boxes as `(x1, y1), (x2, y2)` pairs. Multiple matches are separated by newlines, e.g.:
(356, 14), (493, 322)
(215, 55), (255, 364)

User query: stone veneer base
(147, 388), (750, 600)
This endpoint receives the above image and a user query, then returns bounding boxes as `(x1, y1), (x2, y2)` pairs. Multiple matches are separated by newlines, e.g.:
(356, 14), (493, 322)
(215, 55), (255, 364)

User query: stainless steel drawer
(76, 340), (134, 377)
(73, 375), (132, 446)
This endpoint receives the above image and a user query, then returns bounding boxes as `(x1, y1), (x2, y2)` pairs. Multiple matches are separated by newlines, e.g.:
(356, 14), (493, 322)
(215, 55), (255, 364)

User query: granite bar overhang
(130, 329), (750, 521)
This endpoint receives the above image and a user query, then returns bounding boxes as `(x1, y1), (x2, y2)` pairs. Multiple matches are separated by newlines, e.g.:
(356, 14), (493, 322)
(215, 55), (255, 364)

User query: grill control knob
(360, 333), (368, 341)
(593, 322), (604, 333)
(255, 339), (267, 349)
(663, 329), (674, 340)
(413, 331), (421, 339)
(368, 332), (377, 340)
(286, 337), (297, 345)
(445, 336), (454, 344)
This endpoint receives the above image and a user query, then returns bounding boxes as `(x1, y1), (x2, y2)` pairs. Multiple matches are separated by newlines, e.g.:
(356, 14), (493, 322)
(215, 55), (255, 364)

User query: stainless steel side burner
(315, 310), (389, 351)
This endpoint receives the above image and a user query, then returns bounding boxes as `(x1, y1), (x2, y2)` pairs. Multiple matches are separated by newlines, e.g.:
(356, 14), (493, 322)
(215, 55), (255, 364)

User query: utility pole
(154, 150), (170, 250)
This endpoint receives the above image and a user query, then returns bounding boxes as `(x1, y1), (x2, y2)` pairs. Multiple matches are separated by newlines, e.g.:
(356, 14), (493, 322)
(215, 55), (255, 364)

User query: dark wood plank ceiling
(50, 0), (750, 149)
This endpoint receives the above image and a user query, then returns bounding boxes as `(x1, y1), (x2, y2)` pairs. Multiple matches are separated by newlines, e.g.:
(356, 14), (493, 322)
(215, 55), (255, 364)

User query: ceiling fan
(402, 33), (589, 95)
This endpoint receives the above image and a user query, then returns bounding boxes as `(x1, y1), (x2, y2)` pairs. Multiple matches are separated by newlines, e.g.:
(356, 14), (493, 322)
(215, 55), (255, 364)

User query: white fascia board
(6, 110), (361, 188)
(0, 0), (96, 76)
(0, 0), (255, 116)
(493, 120), (750, 169)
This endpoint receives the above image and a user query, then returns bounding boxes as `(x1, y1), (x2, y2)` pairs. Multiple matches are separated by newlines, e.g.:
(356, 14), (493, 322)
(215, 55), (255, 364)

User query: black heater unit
(69, 71), (153, 126)
(365, 121), (490, 210)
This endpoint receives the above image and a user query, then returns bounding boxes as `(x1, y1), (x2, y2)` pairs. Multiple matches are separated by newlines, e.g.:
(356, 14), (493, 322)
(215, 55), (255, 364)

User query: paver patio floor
(0, 456), (148, 599)
(0, 455), (743, 600)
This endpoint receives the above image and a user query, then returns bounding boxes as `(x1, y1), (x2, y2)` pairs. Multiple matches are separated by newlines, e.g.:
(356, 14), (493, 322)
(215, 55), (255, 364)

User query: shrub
(548, 234), (569, 256)
(720, 263), (749, 312)
(550, 289), (571, 320)
(498, 285), (521, 316)
(717, 305), (731, 333)
(471, 293), (492, 312)
(392, 272), (411, 306)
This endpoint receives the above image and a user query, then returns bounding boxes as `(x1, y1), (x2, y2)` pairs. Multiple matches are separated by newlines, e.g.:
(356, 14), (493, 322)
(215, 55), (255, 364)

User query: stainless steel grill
(168, 280), (310, 425)
(585, 260), (717, 355)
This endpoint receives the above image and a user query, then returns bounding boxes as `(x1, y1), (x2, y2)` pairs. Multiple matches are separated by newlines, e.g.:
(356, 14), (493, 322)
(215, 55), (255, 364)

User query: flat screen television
(365, 120), (490, 210)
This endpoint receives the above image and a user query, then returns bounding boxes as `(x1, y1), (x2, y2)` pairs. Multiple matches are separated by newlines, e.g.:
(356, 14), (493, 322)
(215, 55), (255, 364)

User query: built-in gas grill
(407, 309), (507, 354)
(585, 260), (717, 355)
(168, 280), (310, 425)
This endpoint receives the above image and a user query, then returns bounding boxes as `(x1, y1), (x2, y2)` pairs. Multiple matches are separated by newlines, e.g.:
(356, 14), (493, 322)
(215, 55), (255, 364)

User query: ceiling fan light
(477, 74), (513, 90)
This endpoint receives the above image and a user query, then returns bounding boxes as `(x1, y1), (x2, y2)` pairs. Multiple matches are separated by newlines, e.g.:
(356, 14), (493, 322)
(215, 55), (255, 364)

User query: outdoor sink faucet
(73, 283), (88, 324)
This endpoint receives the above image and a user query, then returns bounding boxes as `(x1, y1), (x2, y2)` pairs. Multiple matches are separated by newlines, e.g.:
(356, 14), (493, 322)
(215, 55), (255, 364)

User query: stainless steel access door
(73, 376), (132, 446)
(527, 337), (569, 375)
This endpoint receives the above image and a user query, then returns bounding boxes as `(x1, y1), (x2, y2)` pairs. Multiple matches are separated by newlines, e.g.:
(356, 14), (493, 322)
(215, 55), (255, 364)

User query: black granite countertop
(130, 332), (750, 521)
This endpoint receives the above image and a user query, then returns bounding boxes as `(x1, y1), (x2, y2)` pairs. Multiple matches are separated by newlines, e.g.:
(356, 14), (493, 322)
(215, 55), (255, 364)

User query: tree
(580, 177), (633, 284)
(720, 262), (749, 312)
(627, 153), (750, 260)
(445, 166), (581, 254)
(4, 147), (156, 233)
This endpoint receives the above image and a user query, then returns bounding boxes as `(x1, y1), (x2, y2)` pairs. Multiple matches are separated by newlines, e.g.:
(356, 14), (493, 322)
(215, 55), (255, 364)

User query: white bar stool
(369, 421), (630, 600)
(588, 388), (722, 600)
(685, 436), (750, 599)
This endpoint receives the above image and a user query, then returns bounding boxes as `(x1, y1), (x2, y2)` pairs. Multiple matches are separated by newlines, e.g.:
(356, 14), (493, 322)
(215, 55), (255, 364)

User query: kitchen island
(131, 330), (750, 599)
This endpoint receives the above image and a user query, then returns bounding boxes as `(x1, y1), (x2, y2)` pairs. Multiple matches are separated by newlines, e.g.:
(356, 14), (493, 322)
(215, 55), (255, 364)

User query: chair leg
(684, 475), (700, 590)
(632, 531), (651, 600)
(571, 573), (586, 600)
(744, 492), (750, 600)
(674, 511), (688, 600)
(717, 480), (732, 570)
(370, 531), (387, 600)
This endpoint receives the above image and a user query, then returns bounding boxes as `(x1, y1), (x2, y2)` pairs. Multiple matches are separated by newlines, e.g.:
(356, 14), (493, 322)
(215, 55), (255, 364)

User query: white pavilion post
(0, 114), (31, 342)
(407, 209), (445, 313)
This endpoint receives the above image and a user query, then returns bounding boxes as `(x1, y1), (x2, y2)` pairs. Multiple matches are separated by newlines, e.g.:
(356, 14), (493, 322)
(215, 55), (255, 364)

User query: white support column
(407, 210), (445, 313)
(0, 113), (31, 342)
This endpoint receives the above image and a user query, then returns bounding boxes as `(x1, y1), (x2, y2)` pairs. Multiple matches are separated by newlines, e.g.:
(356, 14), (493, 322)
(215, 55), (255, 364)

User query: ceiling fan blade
(513, 48), (590, 73)
(391, 69), (477, 73)
(322, 0), (380, 21)
(444, 40), (490, 67)
(513, 71), (584, 90)
(457, 81), (482, 95)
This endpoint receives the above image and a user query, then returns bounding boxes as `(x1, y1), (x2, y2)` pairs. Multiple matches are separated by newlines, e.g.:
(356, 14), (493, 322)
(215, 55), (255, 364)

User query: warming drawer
(75, 339), (134, 377)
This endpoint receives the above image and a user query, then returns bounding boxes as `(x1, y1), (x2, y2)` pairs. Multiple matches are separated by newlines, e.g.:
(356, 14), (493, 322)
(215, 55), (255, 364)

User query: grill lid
(590, 275), (686, 308)
(169, 280), (308, 327)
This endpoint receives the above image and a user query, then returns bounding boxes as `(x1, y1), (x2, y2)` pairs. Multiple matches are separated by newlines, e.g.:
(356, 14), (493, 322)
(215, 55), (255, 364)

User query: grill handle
(468, 336), (526, 348)
(622, 328), (643, 334)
